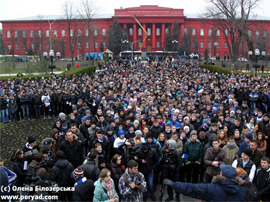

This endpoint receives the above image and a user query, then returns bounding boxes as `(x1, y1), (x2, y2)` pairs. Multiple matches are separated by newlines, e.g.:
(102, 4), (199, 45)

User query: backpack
(244, 182), (260, 202)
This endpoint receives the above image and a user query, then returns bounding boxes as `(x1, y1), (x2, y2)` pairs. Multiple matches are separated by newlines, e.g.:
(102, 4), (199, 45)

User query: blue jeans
(1, 109), (9, 123)
(144, 172), (155, 197)
(34, 105), (41, 119)
(21, 104), (30, 120)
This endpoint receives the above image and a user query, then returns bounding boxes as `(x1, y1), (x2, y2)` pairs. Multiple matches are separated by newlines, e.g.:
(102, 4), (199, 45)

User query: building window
(225, 29), (228, 36)
(102, 28), (106, 36)
(86, 42), (89, 48)
(156, 28), (160, 36)
(38, 30), (42, 37)
(8, 45), (11, 50)
(216, 42), (220, 48)
(147, 28), (151, 36)
(208, 42), (211, 48)
(102, 42), (106, 48)
(15, 31), (18, 38)
(216, 29), (220, 36)
(129, 28), (133, 36)
(54, 30), (57, 37)
(7, 31), (10, 38)
(77, 29), (81, 36)
(156, 41), (161, 48)
(255, 30), (259, 37)
(22, 31), (26, 38)
(94, 42), (98, 49)
(85, 29), (89, 36)
(208, 29), (212, 36)
(15, 44), (19, 50)
(78, 42), (81, 49)
(248, 30), (252, 37)
(263, 30), (268, 37)
(70, 29), (73, 37)
(138, 28), (142, 36)
(31, 44), (34, 50)
(62, 29), (65, 37)
(94, 28), (98, 36)
(200, 42), (204, 48)
(46, 30), (50, 37)
(138, 41), (142, 47)
(224, 42), (228, 48)
(30, 30), (34, 38)
(165, 28), (169, 34)
(184, 28), (188, 34)
(192, 28), (196, 36)
(200, 29), (204, 36)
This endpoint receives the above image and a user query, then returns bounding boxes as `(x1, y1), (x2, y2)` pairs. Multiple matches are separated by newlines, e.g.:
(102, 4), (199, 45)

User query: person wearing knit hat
(28, 136), (36, 144)
(59, 112), (66, 120)
(73, 166), (84, 180)
(135, 130), (143, 137)
(232, 148), (256, 182)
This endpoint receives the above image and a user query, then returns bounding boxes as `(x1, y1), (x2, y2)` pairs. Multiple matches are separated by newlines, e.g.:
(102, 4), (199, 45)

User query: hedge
(199, 64), (244, 75)
(0, 65), (97, 81)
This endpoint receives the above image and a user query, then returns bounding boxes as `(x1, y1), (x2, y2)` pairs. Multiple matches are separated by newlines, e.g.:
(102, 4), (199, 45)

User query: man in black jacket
(81, 149), (100, 181)
(59, 130), (82, 168)
(72, 166), (94, 202)
(256, 156), (270, 202)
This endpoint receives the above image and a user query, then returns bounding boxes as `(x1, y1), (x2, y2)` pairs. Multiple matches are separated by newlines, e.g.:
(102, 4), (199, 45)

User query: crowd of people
(0, 59), (270, 202)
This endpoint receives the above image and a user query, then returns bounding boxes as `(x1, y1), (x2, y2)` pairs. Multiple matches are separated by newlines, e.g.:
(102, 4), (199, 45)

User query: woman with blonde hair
(217, 129), (228, 148)
(157, 132), (167, 148)
(93, 168), (119, 202)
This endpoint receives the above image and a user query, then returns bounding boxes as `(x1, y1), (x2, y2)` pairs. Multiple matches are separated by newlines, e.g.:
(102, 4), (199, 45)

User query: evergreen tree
(108, 18), (121, 54)
(165, 25), (173, 51)
(0, 31), (6, 55)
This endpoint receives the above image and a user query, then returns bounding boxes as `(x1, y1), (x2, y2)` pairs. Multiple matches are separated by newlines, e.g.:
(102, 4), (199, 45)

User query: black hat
(242, 148), (252, 157)
(141, 143), (150, 151)
(28, 136), (36, 144)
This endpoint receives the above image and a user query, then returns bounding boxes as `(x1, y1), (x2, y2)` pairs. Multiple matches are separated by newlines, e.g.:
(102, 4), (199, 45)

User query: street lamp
(56, 52), (61, 59)
(43, 52), (48, 73)
(49, 49), (55, 74)
(122, 40), (129, 52)
(248, 48), (264, 76)
(172, 40), (178, 51)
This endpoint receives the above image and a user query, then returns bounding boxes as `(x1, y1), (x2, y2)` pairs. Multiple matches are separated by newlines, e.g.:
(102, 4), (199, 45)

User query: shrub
(199, 64), (244, 75)
(59, 65), (96, 76)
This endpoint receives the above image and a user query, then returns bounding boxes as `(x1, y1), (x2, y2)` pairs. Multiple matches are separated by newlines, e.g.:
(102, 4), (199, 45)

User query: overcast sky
(0, 0), (270, 21)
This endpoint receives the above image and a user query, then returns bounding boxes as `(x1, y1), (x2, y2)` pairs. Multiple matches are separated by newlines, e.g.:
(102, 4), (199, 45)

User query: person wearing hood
(167, 114), (181, 130)
(52, 120), (66, 138)
(27, 152), (50, 181)
(51, 128), (63, 152)
(163, 164), (246, 202)
(51, 150), (74, 201)
(183, 130), (203, 183)
(223, 136), (239, 165)
(256, 156), (270, 202)
(93, 168), (119, 202)
(72, 166), (94, 202)
(23, 136), (40, 164)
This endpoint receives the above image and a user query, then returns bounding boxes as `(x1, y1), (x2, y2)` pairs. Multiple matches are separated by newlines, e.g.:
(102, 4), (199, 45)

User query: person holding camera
(118, 160), (147, 202)
(160, 139), (182, 202)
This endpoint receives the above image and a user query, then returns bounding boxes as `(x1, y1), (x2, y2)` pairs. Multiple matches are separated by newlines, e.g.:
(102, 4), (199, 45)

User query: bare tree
(78, 0), (98, 64)
(204, 0), (260, 66)
(62, 1), (79, 67)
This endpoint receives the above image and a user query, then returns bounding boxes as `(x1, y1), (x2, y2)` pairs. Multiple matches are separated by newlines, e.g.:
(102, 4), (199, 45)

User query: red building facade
(1, 5), (270, 58)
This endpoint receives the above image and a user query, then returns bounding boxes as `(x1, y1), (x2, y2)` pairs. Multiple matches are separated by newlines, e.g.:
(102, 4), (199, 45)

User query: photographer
(27, 153), (50, 181)
(118, 160), (147, 202)
(160, 139), (181, 202)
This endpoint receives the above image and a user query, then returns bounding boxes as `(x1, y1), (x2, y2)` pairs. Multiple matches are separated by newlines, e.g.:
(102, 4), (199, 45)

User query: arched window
(216, 29), (220, 36)
(129, 28), (133, 36)
(62, 29), (65, 37)
(208, 29), (212, 36)
(156, 28), (160, 36)
(138, 28), (142, 36)
(192, 28), (196, 36)
(200, 29), (204, 36)
(147, 28), (151, 36)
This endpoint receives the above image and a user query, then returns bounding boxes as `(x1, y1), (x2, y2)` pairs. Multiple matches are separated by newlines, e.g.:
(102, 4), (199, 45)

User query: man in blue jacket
(163, 164), (246, 201)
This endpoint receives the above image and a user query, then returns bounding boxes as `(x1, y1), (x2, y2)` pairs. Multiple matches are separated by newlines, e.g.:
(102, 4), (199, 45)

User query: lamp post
(43, 52), (48, 73)
(56, 52), (61, 59)
(172, 40), (178, 52)
(131, 40), (140, 61)
(49, 49), (55, 74)
(248, 48), (265, 76)
(122, 40), (129, 52)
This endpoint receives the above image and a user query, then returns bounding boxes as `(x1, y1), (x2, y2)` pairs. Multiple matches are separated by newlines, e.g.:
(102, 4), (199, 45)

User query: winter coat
(23, 143), (40, 164)
(93, 178), (119, 202)
(171, 175), (246, 201)
(50, 159), (74, 186)
(118, 169), (147, 202)
(12, 160), (27, 186)
(250, 149), (264, 168)
(223, 144), (239, 165)
(28, 160), (50, 180)
(150, 125), (164, 139)
(8, 99), (17, 113)
(204, 147), (226, 176)
(81, 159), (100, 181)
(110, 162), (123, 184)
(184, 139), (203, 163)
(59, 140), (82, 168)
(256, 166), (270, 201)
(0, 98), (8, 110)
(73, 177), (94, 202)
(136, 148), (158, 176)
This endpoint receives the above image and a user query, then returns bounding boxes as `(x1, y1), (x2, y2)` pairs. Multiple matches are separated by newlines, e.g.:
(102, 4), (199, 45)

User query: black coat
(51, 159), (74, 186)
(12, 159), (27, 186)
(137, 148), (158, 176)
(256, 167), (270, 201)
(59, 140), (82, 168)
(73, 178), (94, 202)
(110, 162), (123, 184)
(81, 160), (100, 181)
